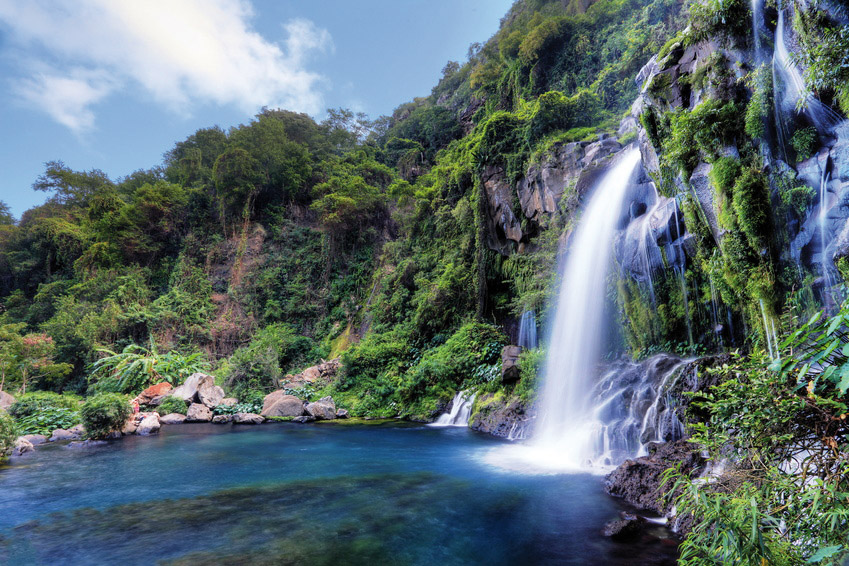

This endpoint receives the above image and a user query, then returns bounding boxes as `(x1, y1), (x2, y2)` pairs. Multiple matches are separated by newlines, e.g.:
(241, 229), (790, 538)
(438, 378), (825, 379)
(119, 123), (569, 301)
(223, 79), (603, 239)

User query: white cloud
(0, 0), (332, 133)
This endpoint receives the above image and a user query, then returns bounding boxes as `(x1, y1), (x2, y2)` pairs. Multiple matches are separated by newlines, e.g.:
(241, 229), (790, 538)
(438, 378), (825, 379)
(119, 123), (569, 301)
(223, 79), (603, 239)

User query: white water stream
(430, 390), (476, 427)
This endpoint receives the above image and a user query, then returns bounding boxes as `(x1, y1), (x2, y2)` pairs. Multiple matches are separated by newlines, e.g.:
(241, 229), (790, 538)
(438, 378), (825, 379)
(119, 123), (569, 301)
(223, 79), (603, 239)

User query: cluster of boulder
(260, 391), (348, 422)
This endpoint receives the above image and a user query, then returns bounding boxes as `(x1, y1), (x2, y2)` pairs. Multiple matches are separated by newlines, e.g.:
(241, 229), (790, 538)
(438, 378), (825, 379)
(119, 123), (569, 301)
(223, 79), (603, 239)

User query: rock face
(136, 413), (161, 436)
(469, 393), (534, 440)
(135, 382), (173, 405)
(186, 403), (213, 422)
(49, 428), (82, 442)
(605, 439), (704, 516)
(0, 391), (15, 411)
(500, 346), (522, 383)
(20, 434), (48, 446)
(305, 396), (336, 420)
(197, 379), (225, 409)
(12, 438), (34, 457)
(261, 393), (305, 417)
(233, 413), (264, 425)
(160, 413), (187, 425)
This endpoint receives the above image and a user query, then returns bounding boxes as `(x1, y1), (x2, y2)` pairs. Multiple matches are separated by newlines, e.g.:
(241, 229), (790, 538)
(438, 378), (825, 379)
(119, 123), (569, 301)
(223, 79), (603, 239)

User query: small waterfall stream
(518, 310), (538, 349)
(431, 391), (476, 427)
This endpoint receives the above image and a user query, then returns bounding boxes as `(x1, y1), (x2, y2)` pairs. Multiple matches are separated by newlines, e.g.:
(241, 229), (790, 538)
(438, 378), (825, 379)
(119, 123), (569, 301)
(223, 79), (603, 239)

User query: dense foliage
(80, 393), (132, 439)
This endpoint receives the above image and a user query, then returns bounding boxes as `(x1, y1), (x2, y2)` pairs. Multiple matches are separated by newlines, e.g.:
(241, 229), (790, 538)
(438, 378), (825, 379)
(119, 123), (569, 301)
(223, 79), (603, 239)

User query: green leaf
(807, 545), (842, 563)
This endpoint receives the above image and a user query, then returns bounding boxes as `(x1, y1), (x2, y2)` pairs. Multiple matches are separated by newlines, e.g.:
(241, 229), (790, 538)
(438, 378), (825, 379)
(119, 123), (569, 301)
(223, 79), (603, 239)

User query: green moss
(732, 169), (772, 252)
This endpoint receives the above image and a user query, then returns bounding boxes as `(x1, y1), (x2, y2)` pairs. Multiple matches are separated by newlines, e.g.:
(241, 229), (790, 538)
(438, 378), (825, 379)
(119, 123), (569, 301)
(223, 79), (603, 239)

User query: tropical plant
(89, 342), (208, 394)
(80, 393), (132, 439)
(0, 412), (17, 460)
(15, 406), (80, 436)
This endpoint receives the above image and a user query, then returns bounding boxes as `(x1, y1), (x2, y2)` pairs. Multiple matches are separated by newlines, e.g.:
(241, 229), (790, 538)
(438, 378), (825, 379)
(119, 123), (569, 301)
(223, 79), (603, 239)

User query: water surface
(0, 422), (677, 565)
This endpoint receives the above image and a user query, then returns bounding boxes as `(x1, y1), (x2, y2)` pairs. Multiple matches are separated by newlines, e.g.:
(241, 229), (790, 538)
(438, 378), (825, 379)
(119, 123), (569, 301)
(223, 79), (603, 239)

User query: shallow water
(0, 422), (678, 565)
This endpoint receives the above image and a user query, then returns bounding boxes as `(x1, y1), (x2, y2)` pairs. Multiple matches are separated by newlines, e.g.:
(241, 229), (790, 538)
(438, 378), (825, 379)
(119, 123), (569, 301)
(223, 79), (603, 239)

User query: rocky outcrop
(602, 512), (648, 541)
(0, 391), (15, 411)
(501, 346), (522, 383)
(160, 413), (187, 425)
(281, 359), (341, 389)
(135, 382), (172, 405)
(233, 413), (264, 425)
(186, 403), (213, 422)
(136, 413), (161, 436)
(261, 393), (305, 417)
(605, 439), (705, 516)
(305, 396), (336, 420)
(469, 393), (534, 439)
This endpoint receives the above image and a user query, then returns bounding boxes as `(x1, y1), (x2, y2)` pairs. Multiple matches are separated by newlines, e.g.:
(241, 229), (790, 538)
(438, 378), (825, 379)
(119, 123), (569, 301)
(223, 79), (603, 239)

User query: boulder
(69, 424), (86, 436)
(602, 513), (647, 541)
(605, 439), (704, 516)
(501, 345), (522, 383)
(292, 415), (316, 424)
(135, 382), (173, 405)
(12, 438), (34, 457)
(220, 398), (238, 407)
(185, 403), (213, 422)
(469, 393), (534, 440)
(261, 394), (305, 418)
(122, 418), (139, 435)
(335, 409), (349, 419)
(197, 380), (225, 409)
(160, 413), (187, 425)
(49, 428), (82, 442)
(305, 396), (336, 420)
(172, 373), (212, 402)
(262, 390), (287, 413)
(20, 434), (48, 446)
(0, 391), (15, 411)
(136, 413), (161, 436)
(284, 359), (342, 389)
(233, 413), (264, 425)
(212, 414), (233, 424)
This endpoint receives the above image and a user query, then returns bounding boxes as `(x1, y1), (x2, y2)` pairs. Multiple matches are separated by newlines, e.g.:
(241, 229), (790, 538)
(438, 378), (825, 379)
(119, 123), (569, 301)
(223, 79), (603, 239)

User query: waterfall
(532, 148), (641, 468)
(518, 310), (538, 349)
(751, 0), (762, 58)
(431, 391), (476, 427)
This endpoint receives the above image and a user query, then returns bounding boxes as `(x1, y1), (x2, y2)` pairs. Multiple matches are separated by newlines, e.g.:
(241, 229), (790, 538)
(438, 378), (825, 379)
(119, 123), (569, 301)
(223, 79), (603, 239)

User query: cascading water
(431, 391), (476, 427)
(532, 148), (642, 468)
(517, 310), (538, 349)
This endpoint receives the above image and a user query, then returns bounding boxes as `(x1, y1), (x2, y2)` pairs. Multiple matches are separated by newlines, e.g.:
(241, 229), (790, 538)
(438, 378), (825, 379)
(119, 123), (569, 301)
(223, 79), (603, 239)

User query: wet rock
(49, 428), (82, 442)
(186, 403), (213, 422)
(602, 513), (647, 540)
(20, 434), (48, 446)
(197, 379), (225, 409)
(212, 414), (233, 424)
(306, 396), (336, 420)
(233, 413), (264, 425)
(262, 394), (305, 418)
(137, 413), (161, 436)
(501, 345), (522, 383)
(469, 393), (534, 440)
(482, 165), (524, 254)
(335, 409), (349, 419)
(0, 391), (15, 411)
(292, 415), (316, 424)
(135, 382), (172, 405)
(160, 413), (187, 425)
(605, 439), (704, 515)
(12, 438), (34, 457)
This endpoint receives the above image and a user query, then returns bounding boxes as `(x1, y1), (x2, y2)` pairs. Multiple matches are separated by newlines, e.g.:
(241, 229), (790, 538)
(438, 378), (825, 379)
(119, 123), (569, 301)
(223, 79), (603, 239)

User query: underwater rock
(602, 512), (647, 541)
(605, 439), (704, 516)
(160, 413), (187, 425)
(186, 403), (213, 422)
(501, 345), (522, 383)
(262, 394), (305, 418)
(0, 391), (14, 411)
(136, 414), (160, 436)
(67, 440), (108, 449)
(306, 396), (337, 420)
(233, 413), (264, 425)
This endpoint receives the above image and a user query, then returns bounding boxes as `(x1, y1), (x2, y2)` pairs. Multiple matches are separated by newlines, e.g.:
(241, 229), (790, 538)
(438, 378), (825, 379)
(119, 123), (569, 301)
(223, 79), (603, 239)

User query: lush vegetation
(80, 393), (132, 439)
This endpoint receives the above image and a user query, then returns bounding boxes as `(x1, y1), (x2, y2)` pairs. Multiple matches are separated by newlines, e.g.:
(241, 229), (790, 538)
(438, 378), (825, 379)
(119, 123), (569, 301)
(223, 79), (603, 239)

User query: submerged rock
(68, 440), (108, 449)
(602, 512), (647, 541)
(305, 396), (336, 420)
(160, 413), (187, 425)
(186, 403), (213, 422)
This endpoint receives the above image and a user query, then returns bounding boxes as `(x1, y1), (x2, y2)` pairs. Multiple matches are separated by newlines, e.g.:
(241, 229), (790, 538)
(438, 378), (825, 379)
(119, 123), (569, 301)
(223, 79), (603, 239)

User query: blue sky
(0, 0), (513, 219)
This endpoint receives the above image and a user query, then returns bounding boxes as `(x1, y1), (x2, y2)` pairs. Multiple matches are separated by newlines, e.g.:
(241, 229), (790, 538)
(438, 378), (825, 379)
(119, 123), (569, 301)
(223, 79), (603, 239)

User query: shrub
(790, 126), (819, 161)
(732, 169), (772, 251)
(80, 393), (132, 439)
(514, 348), (546, 403)
(155, 395), (188, 416)
(0, 412), (17, 460)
